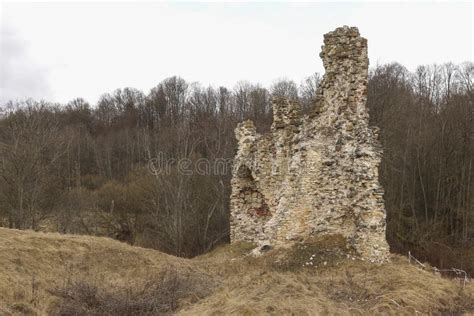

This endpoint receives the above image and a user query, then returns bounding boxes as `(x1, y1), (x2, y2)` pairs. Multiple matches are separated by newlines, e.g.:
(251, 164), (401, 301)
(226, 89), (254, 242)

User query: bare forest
(1, 62), (473, 273)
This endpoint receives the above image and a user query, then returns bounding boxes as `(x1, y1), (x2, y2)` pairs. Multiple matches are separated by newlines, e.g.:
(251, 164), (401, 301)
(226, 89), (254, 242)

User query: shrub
(49, 266), (213, 315)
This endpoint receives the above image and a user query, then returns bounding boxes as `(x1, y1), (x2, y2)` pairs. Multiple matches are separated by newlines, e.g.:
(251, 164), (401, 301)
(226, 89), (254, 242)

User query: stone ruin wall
(229, 26), (390, 262)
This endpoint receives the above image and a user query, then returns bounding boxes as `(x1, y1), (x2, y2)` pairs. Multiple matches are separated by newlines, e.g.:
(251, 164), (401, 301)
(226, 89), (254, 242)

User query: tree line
(0, 62), (472, 271)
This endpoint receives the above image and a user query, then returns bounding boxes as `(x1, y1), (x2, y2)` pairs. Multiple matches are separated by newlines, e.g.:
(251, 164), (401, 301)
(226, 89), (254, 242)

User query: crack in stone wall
(229, 26), (390, 262)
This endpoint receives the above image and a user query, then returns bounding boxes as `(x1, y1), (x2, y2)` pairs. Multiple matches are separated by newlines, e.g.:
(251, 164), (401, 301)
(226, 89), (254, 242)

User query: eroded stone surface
(230, 26), (390, 263)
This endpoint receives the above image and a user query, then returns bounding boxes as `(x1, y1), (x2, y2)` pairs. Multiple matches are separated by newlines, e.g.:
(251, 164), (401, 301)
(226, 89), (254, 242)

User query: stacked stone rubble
(230, 26), (390, 262)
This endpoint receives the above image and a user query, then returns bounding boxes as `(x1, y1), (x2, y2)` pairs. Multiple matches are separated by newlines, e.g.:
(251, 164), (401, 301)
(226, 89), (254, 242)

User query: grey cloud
(0, 22), (52, 105)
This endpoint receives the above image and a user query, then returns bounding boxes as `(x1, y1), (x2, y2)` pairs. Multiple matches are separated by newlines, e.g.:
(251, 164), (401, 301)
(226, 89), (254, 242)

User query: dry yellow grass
(0, 228), (472, 315)
(0, 228), (190, 315)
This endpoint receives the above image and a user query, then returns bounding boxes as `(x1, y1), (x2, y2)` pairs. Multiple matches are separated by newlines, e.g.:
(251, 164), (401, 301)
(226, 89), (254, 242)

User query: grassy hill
(0, 228), (473, 315)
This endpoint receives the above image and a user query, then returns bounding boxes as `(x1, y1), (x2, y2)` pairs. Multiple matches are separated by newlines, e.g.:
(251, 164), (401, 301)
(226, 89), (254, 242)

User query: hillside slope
(0, 228), (472, 315)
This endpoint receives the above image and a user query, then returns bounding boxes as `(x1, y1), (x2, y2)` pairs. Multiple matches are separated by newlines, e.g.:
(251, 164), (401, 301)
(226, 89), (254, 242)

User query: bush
(49, 266), (213, 315)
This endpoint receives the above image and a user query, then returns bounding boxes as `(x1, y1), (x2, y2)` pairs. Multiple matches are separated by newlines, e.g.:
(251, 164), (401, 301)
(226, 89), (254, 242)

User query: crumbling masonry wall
(229, 26), (390, 262)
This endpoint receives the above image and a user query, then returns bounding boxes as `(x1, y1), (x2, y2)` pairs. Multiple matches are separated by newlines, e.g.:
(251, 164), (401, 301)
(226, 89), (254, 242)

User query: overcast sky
(0, 1), (472, 105)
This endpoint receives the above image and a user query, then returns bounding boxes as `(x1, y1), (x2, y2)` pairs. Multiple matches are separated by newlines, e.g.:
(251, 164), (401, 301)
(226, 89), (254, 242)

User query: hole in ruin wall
(230, 26), (390, 263)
